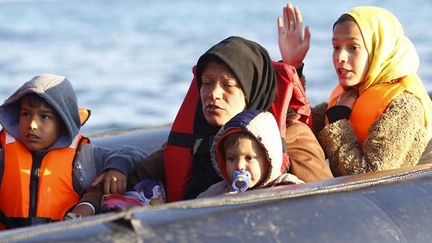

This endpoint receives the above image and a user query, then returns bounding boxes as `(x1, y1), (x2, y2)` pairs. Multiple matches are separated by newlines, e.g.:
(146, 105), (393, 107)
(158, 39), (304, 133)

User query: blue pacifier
(232, 171), (252, 192)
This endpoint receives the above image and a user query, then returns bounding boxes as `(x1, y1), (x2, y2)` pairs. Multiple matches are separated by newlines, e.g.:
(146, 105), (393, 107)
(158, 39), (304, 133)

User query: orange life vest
(164, 62), (311, 202)
(0, 130), (89, 229)
(327, 77), (409, 144)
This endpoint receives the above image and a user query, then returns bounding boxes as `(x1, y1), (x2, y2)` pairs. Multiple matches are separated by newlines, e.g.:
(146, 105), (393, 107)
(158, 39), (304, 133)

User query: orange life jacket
(164, 62), (311, 202)
(0, 130), (89, 229)
(327, 77), (409, 144)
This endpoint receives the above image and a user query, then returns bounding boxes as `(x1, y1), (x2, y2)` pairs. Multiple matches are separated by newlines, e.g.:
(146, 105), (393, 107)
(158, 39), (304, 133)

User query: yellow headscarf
(346, 6), (432, 139)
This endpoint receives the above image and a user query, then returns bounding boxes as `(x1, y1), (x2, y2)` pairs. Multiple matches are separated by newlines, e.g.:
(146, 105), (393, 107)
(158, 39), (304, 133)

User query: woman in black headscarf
(183, 36), (278, 199)
(161, 36), (331, 201)
(72, 35), (331, 216)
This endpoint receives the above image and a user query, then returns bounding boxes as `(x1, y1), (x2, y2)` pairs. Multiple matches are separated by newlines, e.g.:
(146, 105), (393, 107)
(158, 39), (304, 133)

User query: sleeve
(326, 106), (352, 123)
(127, 147), (166, 189)
(92, 144), (149, 175)
(74, 147), (164, 212)
(318, 93), (428, 176)
(285, 113), (334, 182)
(296, 63), (304, 80)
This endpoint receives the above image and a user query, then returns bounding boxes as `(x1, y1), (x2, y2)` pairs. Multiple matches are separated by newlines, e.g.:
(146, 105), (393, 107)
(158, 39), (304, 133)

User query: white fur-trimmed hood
(211, 110), (284, 188)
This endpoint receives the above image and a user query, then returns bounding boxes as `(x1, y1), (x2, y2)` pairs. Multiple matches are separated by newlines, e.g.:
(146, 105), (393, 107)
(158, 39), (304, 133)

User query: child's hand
(91, 169), (127, 194)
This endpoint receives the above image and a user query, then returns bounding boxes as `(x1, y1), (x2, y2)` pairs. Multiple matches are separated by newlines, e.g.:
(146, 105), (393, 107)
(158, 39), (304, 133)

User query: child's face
(332, 20), (369, 88)
(225, 136), (269, 188)
(200, 61), (247, 126)
(19, 99), (62, 152)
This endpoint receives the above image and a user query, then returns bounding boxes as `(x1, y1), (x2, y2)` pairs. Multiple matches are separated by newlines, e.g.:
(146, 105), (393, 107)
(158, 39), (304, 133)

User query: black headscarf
(197, 36), (276, 111)
(184, 36), (277, 199)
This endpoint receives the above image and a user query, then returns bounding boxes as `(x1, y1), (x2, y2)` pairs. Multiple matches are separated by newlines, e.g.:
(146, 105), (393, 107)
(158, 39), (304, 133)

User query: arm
(286, 113), (333, 182)
(89, 144), (149, 194)
(313, 86), (359, 137)
(319, 93), (428, 176)
(73, 144), (147, 195)
(66, 185), (102, 218)
(311, 102), (328, 137)
(94, 145), (149, 175)
(127, 147), (165, 188)
(69, 147), (164, 217)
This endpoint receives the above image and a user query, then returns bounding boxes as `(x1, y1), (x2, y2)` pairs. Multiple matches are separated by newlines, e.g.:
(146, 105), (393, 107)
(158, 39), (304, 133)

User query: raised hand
(277, 3), (311, 68)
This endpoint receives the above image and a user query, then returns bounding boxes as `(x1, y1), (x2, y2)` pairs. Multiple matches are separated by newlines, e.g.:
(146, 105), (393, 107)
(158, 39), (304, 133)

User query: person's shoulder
(75, 143), (98, 163)
(387, 92), (423, 114)
(286, 113), (314, 136)
(395, 92), (422, 104)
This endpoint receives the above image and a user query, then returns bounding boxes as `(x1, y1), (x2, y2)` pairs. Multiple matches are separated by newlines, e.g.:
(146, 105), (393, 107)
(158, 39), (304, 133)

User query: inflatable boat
(1, 126), (432, 242)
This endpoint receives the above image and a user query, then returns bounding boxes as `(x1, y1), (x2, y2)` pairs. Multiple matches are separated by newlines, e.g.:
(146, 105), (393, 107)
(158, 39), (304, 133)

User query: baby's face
(19, 99), (61, 152)
(225, 137), (269, 188)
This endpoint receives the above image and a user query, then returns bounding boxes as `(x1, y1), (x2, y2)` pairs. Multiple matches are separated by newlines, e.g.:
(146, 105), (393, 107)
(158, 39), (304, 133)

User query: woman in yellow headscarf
(310, 6), (432, 176)
(314, 6), (432, 176)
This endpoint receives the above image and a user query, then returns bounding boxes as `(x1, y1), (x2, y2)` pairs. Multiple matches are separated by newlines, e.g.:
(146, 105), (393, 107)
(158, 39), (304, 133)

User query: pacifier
(232, 170), (252, 192)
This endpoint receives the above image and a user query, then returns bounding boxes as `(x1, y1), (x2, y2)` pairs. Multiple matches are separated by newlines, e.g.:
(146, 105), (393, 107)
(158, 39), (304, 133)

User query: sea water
(0, 0), (431, 134)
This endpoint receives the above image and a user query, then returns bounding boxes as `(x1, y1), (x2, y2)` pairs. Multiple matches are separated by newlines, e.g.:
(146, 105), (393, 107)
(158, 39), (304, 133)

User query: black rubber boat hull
(1, 127), (432, 242)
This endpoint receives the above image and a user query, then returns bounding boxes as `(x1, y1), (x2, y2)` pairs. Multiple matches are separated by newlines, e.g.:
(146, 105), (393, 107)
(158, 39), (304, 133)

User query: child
(0, 74), (147, 229)
(198, 110), (304, 198)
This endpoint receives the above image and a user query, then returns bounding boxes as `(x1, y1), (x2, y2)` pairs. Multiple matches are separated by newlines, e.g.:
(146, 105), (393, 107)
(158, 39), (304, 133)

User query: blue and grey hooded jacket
(198, 110), (304, 198)
(0, 74), (147, 194)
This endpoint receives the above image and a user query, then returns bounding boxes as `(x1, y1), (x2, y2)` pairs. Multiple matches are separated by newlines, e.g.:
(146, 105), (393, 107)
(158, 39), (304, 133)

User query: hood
(211, 110), (283, 188)
(0, 74), (81, 149)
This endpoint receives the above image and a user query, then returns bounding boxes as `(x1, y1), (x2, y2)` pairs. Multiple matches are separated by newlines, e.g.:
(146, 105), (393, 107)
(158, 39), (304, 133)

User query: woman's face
(332, 20), (369, 88)
(200, 61), (247, 126)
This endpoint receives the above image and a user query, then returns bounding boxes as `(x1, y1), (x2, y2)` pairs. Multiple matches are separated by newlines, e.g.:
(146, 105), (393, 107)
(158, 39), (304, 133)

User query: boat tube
(1, 126), (432, 242)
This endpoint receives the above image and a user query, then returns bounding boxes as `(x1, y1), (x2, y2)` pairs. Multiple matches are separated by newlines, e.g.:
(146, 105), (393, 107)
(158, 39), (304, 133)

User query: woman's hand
(91, 169), (127, 194)
(336, 88), (359, 109)
(277, 3), (311, 68)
